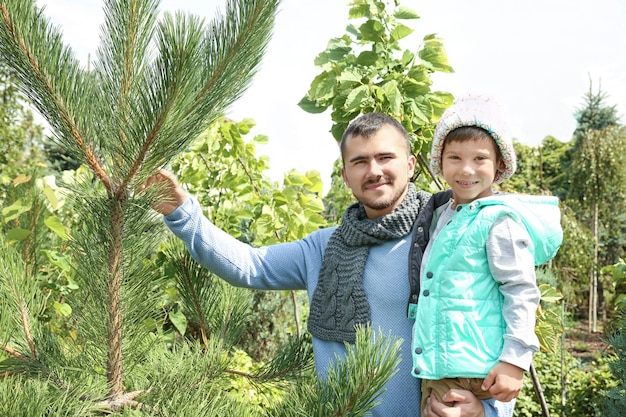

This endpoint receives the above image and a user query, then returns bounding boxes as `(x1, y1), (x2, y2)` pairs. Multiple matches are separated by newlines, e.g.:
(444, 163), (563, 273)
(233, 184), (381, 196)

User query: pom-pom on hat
(430, 94), (517, 184)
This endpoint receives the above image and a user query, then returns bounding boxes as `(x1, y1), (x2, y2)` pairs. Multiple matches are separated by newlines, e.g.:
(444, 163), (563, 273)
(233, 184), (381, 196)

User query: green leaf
(308, 72), (337, 101)
(169, 310), (188, 336)
(535, 320), (560, 354)
(42, 182), (60, 210)
(313, 51), (331, 66)
(325, 37), (352, 61)
(419, 36), (454, 73)
(53, 301), (72, 317)
(2, 198), (31, 222)
(394, 6), (420, 20)
(359, 20), (385, 42)
(382, 80), (402, 115)
(338, 69), (363, 83)
(41, 249), (72, 272)
(252, 134), (269, 145)
(344, 85), (371, 112)
(401, 49), (415, 66)
(348, 4), (368, 19)
(298, 96), (329, 114)
(390, 23), (414, 42)
(303, 195), (325, 212)
(44, 215), (70, 240)
(539, 283), (563, 303)
(356, 50), (379, 66)
(6, 228), (31, 242)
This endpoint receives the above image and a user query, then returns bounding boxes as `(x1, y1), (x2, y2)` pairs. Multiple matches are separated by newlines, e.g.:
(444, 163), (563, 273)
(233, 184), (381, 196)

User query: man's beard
(358, 180), (408, 212)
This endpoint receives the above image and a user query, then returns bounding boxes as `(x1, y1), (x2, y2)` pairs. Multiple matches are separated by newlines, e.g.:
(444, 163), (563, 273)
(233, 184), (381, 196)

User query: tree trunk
(589, 201), (599, 333)
(107, 198), (124, 399)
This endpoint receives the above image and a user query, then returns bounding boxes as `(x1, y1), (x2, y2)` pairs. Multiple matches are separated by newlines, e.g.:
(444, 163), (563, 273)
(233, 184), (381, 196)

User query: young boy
(410, 94), (563, 413)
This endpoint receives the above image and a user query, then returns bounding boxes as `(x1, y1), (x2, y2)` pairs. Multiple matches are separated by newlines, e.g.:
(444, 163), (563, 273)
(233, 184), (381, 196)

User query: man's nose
(366, 160), (384, 177)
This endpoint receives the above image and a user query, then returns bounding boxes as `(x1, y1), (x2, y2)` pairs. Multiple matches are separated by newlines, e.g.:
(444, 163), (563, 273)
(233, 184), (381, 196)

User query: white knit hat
(430, 94), (516, 184)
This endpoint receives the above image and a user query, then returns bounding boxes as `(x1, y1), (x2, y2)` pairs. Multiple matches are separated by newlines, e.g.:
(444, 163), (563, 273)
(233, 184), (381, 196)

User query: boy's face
(341, 124), (416, 219)
(441, 136), (504, 206)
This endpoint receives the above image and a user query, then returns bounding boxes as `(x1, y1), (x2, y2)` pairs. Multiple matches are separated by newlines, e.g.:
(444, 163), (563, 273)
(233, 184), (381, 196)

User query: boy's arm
(483, 216), (540, 404)
(487, 216), (541, 371)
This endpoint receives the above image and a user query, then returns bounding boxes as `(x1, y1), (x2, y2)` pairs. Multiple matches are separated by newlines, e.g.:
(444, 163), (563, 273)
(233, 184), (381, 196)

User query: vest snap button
(415, 347), (422, 354)
(423, 290), (430, 296)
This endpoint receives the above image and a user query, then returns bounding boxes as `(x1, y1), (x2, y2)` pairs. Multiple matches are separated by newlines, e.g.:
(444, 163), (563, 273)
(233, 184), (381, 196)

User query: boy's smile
(441, 137), (504, 206)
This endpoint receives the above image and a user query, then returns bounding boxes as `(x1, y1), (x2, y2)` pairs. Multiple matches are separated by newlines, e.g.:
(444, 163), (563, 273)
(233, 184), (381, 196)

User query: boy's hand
(481, 362), (524, 402)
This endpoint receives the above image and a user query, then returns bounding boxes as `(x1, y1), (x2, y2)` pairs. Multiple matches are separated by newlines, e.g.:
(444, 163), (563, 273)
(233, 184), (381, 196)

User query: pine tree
(599, 331), (626, 417)
(0, 1), (399, 415)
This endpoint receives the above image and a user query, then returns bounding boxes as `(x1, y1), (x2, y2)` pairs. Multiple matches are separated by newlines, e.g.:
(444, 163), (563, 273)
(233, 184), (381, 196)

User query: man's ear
(407, 155), (417, 178)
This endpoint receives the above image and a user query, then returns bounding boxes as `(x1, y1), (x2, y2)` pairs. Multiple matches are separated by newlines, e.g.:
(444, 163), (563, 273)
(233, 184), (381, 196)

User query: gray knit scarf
(308, 183), (431, 343)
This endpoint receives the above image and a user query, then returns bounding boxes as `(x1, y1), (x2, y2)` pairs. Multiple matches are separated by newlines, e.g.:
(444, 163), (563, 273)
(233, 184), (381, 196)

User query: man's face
(341, 124), (416, 219)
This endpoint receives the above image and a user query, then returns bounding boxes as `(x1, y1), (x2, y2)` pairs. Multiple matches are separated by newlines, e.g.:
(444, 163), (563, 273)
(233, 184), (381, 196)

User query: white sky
(35, 0), (626, 188)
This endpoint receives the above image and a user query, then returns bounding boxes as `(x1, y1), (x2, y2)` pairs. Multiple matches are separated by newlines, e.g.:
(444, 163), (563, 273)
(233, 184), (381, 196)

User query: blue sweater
(164, 194), (508, 416)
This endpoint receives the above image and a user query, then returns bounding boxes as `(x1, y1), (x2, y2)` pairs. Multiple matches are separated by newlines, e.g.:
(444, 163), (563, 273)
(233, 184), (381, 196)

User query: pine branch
(2, 344), (26, 360)
(176, 250), (210, 347)
(226, 334), (313, 385)
(273, 327), (401, 417)
(0, 1), (112, 191)
(3, 289), (38, 361)
(93, 389), (165, 416)
(1, 246), (37, 360)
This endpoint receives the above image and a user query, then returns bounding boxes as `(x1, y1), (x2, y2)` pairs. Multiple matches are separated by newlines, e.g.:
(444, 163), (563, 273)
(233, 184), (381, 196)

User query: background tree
(0, 64), (48, 183)
(299, 0), (454, 184)
(566, 118), (626, 332)
(168, 117), (327, 360)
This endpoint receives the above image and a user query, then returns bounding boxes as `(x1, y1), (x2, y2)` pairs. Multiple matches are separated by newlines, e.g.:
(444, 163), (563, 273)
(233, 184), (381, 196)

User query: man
(148, 113), (510, 416)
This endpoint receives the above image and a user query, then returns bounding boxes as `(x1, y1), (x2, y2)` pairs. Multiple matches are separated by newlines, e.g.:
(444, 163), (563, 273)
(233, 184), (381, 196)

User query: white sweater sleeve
(487, 216), (541, 371)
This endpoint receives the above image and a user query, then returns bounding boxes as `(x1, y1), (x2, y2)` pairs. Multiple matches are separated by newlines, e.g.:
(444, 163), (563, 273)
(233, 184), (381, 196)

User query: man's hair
(443, 126), (504, 161)
(340, 113), (411, 160)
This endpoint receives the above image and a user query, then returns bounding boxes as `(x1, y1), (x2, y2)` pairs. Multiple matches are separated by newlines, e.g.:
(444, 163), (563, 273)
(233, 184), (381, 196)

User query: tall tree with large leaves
(0, 0), (279, 411)
(299, 0), (454, 186)
(565, 84), (626, 333)
(568, 124), (626, 332)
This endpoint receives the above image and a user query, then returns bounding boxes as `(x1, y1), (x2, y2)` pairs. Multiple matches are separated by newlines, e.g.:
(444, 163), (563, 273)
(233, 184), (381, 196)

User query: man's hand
(481, 362), (524, 402)
(142, 170), (187, 216)
(423, 389), (484, 417)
